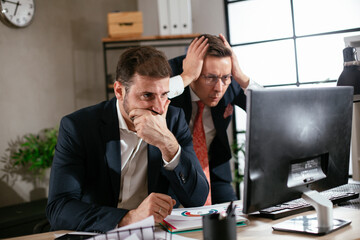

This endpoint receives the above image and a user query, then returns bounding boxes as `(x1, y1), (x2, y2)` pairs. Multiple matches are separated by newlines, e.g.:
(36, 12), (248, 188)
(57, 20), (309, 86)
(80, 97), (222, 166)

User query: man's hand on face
(128, 99), (179, 162)
(219, 33), (250, 89)
(118, 193), (176, 227)
(181, 36), (209, 87)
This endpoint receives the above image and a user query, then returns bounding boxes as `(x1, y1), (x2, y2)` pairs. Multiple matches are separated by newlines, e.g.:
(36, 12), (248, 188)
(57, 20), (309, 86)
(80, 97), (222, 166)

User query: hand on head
(181, 36), (209, 87)
(219, 33), (250, 89)
(118, 193), (176, 227)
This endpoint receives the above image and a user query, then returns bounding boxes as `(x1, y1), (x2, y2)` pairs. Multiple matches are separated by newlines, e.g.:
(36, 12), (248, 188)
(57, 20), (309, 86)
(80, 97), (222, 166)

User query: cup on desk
(202, 213), (236, 240)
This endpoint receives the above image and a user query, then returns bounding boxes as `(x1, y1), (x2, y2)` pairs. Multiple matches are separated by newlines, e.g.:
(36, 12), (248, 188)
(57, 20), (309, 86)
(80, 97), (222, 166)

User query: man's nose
(152, 96), (165, 115)
(213, 79), (223, 92)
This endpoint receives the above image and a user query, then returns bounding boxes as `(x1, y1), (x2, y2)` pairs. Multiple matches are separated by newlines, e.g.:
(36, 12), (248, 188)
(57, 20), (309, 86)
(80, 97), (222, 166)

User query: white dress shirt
(116, 101), (181, 210)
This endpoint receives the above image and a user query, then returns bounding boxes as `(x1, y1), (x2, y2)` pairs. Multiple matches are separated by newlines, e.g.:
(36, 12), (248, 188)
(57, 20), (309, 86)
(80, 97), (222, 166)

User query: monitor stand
(272, 190), (351, 235)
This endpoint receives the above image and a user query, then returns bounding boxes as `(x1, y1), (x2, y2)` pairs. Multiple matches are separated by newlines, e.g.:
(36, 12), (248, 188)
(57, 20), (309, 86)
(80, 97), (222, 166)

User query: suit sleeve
(161, 107), (209, 207)
(46, 116), (126, 232)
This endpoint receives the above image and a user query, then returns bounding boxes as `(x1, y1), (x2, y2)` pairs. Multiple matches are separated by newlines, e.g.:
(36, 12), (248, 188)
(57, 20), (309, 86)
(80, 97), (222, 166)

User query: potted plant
(1, 127), (58, 200)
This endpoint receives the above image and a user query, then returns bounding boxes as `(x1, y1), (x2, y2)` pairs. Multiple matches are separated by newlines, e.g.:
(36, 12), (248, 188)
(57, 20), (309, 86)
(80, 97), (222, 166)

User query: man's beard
(123, 93), (132, 120)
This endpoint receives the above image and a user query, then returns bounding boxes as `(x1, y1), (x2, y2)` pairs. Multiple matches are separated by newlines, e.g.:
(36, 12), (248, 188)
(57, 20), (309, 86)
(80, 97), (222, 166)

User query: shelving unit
(102, 34), (199, 100)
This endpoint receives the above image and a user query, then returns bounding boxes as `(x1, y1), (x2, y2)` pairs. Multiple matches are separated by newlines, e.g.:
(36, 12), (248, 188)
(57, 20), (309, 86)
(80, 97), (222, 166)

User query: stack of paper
(161, 203), (249, 233)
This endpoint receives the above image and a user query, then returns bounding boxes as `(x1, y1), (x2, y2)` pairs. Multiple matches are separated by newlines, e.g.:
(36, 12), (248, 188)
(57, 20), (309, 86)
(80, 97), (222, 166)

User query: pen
(228, 204), (236, 218)
(226, 201), (233, 216)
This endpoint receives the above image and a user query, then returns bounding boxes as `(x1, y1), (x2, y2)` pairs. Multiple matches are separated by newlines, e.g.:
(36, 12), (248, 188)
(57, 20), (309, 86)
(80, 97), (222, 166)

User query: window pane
(233, 39), (297, 86)
(293, 0), (360, 36)
(296, 31), (360, 83)
(228, 0), (293, 44)
(235, 106), (246, 132)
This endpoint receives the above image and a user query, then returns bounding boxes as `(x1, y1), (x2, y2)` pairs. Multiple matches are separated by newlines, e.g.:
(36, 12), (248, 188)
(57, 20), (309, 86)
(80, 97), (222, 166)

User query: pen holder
(202, 213), (236, 240)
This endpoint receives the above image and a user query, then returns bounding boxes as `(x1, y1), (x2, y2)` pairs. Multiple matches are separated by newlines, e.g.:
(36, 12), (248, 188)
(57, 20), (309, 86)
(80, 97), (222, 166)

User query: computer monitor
(242, 86), (354, 235)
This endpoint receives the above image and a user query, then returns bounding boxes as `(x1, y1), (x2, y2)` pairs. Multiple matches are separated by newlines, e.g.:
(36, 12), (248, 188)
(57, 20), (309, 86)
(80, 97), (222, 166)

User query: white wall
(138, 0), (225, 35)
(0, 0), (137, 207)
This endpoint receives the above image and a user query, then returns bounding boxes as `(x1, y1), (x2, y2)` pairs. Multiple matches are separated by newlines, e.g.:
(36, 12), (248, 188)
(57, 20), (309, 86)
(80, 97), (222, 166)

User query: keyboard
(258, 183), (360, 220)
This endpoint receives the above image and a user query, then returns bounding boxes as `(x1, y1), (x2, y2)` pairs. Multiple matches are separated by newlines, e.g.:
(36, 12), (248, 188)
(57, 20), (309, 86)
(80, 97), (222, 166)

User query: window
(226, 0), (360, 197)
(225, 0), (360, 88)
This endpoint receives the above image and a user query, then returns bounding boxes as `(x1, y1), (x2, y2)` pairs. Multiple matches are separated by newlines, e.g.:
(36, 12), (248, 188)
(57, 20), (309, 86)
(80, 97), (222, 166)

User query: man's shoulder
(168, 55), (186, 76)
(166, 105), (186, 123)
(168, 54), (186, 64)
(166, 105), (182, 116)
(63, 98), (116, 123)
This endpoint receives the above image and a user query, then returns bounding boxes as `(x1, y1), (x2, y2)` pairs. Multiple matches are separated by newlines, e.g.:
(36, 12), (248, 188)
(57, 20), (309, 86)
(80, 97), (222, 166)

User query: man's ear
(114, 81), (125, 101)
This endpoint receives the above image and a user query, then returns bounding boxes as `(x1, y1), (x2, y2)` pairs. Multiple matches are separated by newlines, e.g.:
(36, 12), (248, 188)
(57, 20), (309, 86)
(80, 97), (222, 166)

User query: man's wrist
(118, 210), (134, 227)
(233, 73), (250, 89)
(180, 72), (194, 87)
(159, 134), (179, 162)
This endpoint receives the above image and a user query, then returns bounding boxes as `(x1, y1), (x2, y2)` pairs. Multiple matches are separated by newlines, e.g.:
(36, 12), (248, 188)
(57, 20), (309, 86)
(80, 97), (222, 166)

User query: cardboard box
(107, 11), (143, 38)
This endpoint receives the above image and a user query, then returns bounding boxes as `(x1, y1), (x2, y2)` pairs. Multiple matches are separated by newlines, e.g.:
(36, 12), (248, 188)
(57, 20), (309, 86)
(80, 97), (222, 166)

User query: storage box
(107, 11), (143, 39)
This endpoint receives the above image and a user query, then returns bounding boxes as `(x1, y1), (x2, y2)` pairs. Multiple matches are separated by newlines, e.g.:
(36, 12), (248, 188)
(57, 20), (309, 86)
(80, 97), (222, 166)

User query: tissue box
(107, 11), (143, 38)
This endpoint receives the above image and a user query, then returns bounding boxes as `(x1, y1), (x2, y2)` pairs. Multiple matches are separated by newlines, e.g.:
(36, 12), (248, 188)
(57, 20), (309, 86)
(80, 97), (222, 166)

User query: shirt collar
(116, 99), (131, 131)
(189, 86), (200, 102)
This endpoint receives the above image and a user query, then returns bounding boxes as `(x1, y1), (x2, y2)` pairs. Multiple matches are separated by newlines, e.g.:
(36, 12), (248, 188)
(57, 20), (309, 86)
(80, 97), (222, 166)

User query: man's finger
(129, 108), (158, 119)
(219, 33), (231, 49)
(188, 36), (204, 51)
(199, 40), (209, 57)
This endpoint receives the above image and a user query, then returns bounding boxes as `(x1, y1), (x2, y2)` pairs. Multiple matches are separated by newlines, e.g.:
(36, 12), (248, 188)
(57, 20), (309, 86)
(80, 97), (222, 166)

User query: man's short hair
(116, 46), (172, 90)
(197, 34), (232, 58)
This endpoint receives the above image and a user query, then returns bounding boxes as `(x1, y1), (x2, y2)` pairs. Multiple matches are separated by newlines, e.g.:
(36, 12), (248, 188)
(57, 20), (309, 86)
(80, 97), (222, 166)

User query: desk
(4, 207), (360, 240)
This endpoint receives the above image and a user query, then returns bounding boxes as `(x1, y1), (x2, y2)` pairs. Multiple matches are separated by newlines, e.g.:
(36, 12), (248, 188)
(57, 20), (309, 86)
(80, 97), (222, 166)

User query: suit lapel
(171, 87), (192, 124)
(100, 98), (121, 205)
(147, 145), (161, 193)
(211, 98), (230, 150)
(182, 88), (192, 123)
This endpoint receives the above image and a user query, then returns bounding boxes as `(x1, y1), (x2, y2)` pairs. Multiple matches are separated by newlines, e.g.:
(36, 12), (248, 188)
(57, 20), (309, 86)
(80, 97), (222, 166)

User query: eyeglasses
(201, 74), (232, 86)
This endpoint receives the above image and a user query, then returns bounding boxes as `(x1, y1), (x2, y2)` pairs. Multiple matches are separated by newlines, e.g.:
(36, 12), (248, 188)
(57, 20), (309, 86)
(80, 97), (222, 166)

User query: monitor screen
(242, 87), (353, 215)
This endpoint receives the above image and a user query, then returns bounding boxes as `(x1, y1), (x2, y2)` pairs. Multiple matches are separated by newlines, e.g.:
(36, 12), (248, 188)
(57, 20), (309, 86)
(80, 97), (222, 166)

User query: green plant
(1, 127), (58, 185)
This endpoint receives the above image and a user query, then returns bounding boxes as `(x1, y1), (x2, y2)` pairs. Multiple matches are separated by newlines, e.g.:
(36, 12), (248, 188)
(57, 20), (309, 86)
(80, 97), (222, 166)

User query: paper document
(161, 202), (249, 233)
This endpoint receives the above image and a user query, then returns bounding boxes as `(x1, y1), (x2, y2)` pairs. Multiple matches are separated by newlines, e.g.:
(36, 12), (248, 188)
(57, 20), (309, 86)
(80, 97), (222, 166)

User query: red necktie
(193, 101), (212, 205)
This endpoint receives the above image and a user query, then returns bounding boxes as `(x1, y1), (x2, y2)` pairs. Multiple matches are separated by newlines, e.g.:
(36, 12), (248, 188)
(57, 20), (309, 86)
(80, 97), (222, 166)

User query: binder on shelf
(157, 0), (192, 36)
(157, 0), (170, 35)
(168, 0), (181, 35)
(178, 0), (192, 34)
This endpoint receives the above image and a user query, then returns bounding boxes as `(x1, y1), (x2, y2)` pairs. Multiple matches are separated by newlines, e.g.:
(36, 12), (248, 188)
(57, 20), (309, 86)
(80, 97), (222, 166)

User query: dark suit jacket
(169, 55), (247, 204)
(46, 97), (208, 232)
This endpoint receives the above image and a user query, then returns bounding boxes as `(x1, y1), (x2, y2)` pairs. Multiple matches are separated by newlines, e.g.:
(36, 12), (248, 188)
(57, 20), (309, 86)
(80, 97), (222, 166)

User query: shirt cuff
(168, 75), (185, 99)
(163, 145), (181, 170)
(242, 78), (264, 95)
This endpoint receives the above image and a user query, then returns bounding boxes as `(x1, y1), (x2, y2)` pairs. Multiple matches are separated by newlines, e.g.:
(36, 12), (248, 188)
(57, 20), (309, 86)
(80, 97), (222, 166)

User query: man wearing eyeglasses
(168, 34), (261, 205)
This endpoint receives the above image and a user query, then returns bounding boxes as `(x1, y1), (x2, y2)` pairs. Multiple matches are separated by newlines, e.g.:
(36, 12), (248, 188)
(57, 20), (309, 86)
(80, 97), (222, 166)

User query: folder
(178, 0), (192, 34)
(157, 0), (170, 35)
(168, 0), (182, 35)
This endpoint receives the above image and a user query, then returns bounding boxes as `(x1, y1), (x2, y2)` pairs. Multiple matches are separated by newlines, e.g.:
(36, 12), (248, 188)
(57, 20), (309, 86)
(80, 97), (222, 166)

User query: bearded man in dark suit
(46, 46), (209, 232)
